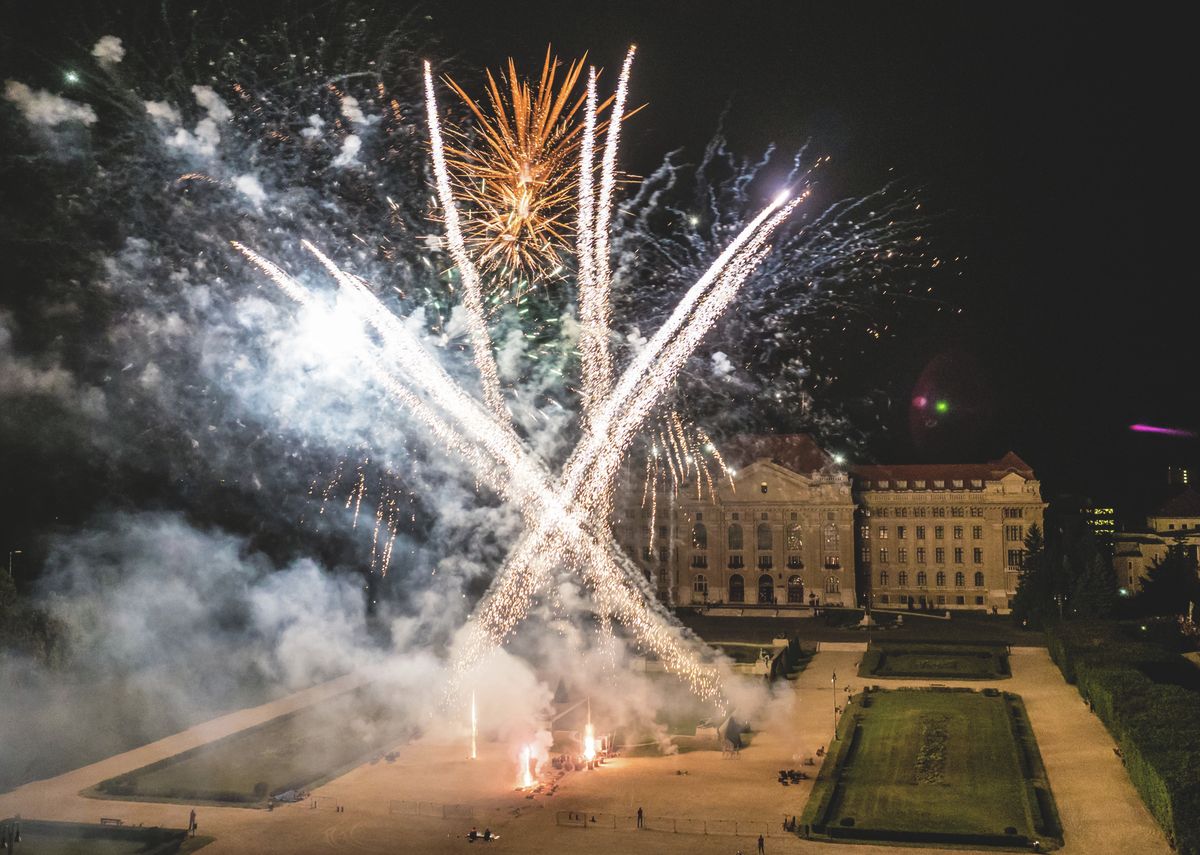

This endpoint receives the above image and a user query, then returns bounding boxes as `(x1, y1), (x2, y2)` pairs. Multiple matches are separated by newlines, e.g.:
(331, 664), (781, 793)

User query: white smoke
(91, 35), (126, 67)
(331, 134), (362, 168)
(3, 80), (97, 126)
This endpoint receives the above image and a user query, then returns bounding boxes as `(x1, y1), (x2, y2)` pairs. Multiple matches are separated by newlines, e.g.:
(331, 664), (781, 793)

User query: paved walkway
(0, 649), (1170, 854)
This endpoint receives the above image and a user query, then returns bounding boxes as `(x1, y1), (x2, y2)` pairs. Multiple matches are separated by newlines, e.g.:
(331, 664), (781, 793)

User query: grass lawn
(802, 688), (1061, 849)
(0, 819), (210, 854)
(859, 641), (1010, 680)
(88, 687), (411, 806)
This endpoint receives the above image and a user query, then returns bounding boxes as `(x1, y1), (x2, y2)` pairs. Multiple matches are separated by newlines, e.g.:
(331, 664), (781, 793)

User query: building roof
(850, 451), (1035, 487)
(723, 434), (833, 474)
(1151, 487), (1200, 519)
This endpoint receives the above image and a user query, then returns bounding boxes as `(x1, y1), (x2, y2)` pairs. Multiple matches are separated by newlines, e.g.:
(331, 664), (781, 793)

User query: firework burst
(441, 47), (632, 291)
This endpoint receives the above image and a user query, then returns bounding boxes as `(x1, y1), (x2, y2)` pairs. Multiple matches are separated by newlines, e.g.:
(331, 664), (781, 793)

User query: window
(975, 595), (985, 605)
(825, 555), (842, 570)
(972, 525), (983, 539)
(973, 548), (983, 564)
(879, 570), (890, 586)
(914, 507), (927, 517)
(916, 547), (927, 564)
(897, 525), (907, 539)
(1007, 550), (1024, 568)
(692, 522), (708, 550)
(658, 546), (669, 562)
(933, 506), (946, 517)
(936, 571), (946, 587)
(898, 547), (908, 564)
(728, 554), (745, 569)
(786, 524), (803, 551)
(952, 480), (964, 488)
(955, 571), (965, 587)
(952, 506), (965, 517)
(897, 480), (908, 489)
(955, 595), (965, 605)
(935, 547), (946, 564)
(933, 480), (945, 489)
(953, 525), (963, 539)
(859, 523), (870, 540)
(974, 571), (985, 587)
(936, 594), (946, 604)
(898, 571), (909, 587)
(643, 546), (653, 560)
(696, 511), (703, 521)
(757, 554), (773, 570)
(790, 512), (798, 521)
(659, 525), (669, 538)
(690, 554), (708, 568)
(826, 576), (840, 593)
(732, 512), (739, 521)
(936, 525), (945, 539)
(970, 507), (984, 517)
(879, 548), (889, 564)
(728, 574), (744, 603)
(757, 523), (773, 551)
(877, 525), (889, 539)
(916, 570), (928, 587)
(693, 574), (708, 595)
(954, 547), (964, 564)
(916, 525), (926, 540)
(1003, 508), (1024, 519)
(758, 574), (775, 604)
(1005, 525), (1023, 542)
(824, 522), (839, 551)
(914, 480), (926, 489)
(760, 481), (768, 494)
(880, 594), (890, 604)
(896, 507), (909, 518)
(787, 575), (804, 603)
(877, 507), (890, 517)
(727, 523), (743, 550)
(762, 512), (770, 521)
(971, 480), (983, 488)
(787, 555), (803, 569)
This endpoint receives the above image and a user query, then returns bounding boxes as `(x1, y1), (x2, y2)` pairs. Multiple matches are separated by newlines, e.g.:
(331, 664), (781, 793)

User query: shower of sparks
(443, 48), (598, 287)
(240, 48), (799, 710)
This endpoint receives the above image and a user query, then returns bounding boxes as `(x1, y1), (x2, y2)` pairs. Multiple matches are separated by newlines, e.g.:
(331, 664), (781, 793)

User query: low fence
(389, 800), (479, 820)
(555, 811), (790, 837)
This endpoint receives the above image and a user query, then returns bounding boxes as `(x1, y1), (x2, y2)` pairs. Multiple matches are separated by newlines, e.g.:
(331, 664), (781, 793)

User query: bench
(100, 817), (123, 826)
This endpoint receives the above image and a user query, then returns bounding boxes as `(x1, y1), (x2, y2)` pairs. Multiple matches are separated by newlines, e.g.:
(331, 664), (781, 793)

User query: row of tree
(1011, 517), (1200, 630)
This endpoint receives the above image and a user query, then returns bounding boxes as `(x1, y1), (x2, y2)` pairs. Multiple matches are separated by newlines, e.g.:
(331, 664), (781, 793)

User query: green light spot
(935, 400), (949, 413)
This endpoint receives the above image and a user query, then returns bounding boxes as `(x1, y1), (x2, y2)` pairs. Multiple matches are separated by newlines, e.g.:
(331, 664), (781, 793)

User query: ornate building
(616, 436), (1044, 613)
(1112, 488), (1200, 592)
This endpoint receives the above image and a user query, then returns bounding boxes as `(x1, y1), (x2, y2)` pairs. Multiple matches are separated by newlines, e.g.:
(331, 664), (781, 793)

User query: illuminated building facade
(1112, 487), (1200, 592)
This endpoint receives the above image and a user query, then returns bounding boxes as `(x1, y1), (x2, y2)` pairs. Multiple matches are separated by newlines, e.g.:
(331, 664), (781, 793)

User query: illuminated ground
(0, 649), (1171, 854)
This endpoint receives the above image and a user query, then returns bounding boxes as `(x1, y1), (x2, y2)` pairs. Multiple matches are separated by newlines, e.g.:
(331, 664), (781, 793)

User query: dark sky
(3, 0), (1195, 521)
(422, 0), (1195, 508)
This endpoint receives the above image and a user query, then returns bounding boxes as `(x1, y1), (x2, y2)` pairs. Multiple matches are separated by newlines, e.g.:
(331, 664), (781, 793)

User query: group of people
(467, 827), (493, 842)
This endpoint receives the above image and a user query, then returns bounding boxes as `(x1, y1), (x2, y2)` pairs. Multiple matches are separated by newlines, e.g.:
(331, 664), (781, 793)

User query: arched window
(787, 575), (804, 603)
(916, 570), (928, 587)
(974, 571), (985, 587)
(729, 573), (745, 603)
(879, 570), (889, 586)
(955, 571), (965, 587)
(826, 576), (840, 593)
(692, 522), (708, 550)
(727, 523), (743, 551)
(786, 524), (803, 551)
(693, 574), (708, 596)
(823, 522), (839, 551)
(757, 523), (773, 551)
(936, 571), (946, 587)
(758, 574), (775, 604)
(898, 571), (909, 587)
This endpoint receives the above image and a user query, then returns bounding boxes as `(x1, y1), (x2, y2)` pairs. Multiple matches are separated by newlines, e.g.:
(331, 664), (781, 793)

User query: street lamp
(7, 550), (21, 579)
(832, 670), (838, 735)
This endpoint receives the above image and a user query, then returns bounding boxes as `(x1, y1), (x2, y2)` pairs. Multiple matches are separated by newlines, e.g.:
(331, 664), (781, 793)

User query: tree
(1070, 551), (1118, 618)
(1139, 545), (1200, 617)
(1012, 524), (1056, 629)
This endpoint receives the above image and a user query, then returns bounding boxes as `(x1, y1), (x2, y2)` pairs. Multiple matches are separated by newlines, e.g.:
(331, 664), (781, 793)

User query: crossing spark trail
(241, 48), (799, 708)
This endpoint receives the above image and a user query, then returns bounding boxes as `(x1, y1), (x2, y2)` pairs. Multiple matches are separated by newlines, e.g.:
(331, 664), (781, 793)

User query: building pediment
(717, 459), (846, 503)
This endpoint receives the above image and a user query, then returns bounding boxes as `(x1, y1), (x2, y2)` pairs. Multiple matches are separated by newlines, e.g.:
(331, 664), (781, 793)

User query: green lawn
(802, 689), (1060, 849)
(89, 687), (411, 806)
(859, 641), (1010, 680)
(0, 819), (209, 854)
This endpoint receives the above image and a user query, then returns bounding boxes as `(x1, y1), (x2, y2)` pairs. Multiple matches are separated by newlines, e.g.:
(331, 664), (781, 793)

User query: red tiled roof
(851, 451), (1035, 486)
(1153, 487), (1200, 518)
(723, 434), (833, 474)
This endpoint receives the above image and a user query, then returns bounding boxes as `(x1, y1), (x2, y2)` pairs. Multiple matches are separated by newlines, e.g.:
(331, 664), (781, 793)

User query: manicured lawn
(89, 688), (411, 806)
(859, 641), (1010, 680)
(0, 819), (207, 854)
(802, 688), (1061, 849)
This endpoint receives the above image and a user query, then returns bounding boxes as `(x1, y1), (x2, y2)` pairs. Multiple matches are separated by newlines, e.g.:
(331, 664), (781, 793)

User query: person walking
(757, 832), (766, 853)
(636, 806), (644, 828)
(189, 809), (197, 838)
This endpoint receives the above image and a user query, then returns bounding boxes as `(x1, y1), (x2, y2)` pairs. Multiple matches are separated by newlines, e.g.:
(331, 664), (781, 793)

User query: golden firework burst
(442, 47), (631, 289)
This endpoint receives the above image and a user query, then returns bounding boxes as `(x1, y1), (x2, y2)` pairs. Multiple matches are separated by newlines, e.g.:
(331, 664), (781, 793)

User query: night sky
(1, 0), (1194, 559)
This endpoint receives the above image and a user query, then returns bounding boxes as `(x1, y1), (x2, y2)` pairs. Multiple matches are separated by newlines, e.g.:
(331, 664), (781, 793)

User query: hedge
(1046, 622), (1200, 855)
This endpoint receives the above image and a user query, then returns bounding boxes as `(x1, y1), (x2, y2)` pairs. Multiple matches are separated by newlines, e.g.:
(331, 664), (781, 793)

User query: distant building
(852, 452), (1046, 613)
(1082, 502), (1117, 550)
(615, 436), (1044, 613)
(1112, 487), (1200, 592)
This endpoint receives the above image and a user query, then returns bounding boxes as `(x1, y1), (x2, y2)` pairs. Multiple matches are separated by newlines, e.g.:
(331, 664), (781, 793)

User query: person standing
(637, 806), (644, 828)
(758, 832), (766, 853)
(189, 809), (197, 838)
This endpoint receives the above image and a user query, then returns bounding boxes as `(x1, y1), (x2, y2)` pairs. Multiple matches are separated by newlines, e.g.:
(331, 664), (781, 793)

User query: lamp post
(7, 549), (21, 579)
(831, 670), (837, 735)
